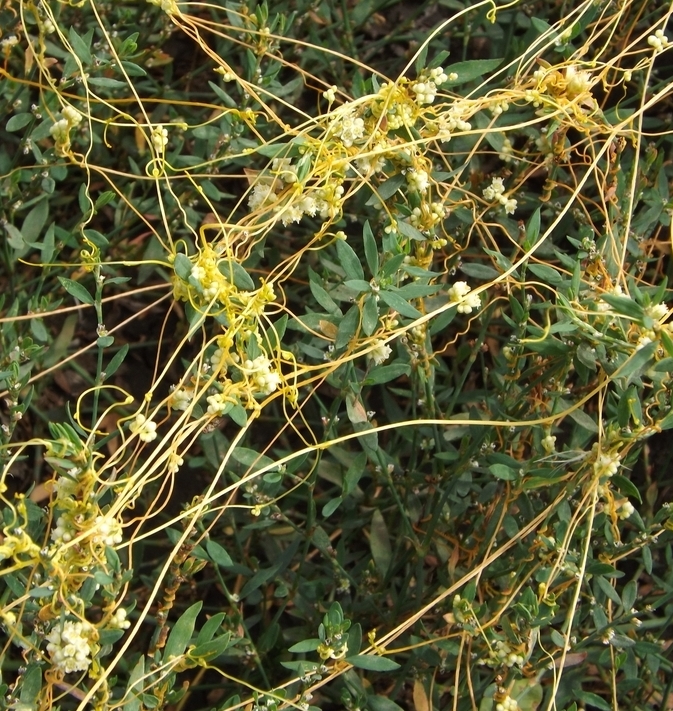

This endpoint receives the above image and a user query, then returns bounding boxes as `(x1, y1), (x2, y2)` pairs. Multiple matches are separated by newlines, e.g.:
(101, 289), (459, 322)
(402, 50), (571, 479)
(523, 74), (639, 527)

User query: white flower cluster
(206, 392), (231, 416)
(373, 82), (415, 129)
(495, 694), (518, 711)
(593, 450), (620, 478)
(618, 500), (635, 520)
(648, 29), (670, 53)
(646, 302), (669, 321)
(151, 125), (168, 154)
(323, 85), (337, 103)
(331, 108), (365, 147)
(170, 386), (192, 411)
(248, 159), (345, 225)
(354, 139), (388, 175)
(46, 620), (94, 674)
(49, 106), (83, 144)
(51, 515), (76, 544)
(448, 282), (481, 314)
(541, 434), (556, 453)
(243, 355), (282, 395)
(368, 339), (392, 366)
(130, 413), (158, 442)
(109, 608), (131, 630)
(411, 66), (449, 105)
(1, 35), (19, 53)
(482, 640), (524, 668)
(92, 515), (123, 546)
(483, 177), (517, 214)
(406, 169), (429, 193)
(147, 0), (179, 15)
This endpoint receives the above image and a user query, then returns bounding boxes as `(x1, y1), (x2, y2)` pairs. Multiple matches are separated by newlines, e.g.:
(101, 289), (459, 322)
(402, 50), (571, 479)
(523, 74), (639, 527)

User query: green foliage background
(1, 0), (673, 710)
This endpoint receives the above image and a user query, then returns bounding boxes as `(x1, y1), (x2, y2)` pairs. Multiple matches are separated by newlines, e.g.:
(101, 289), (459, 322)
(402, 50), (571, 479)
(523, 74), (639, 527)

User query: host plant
(1, 0), (673, 710)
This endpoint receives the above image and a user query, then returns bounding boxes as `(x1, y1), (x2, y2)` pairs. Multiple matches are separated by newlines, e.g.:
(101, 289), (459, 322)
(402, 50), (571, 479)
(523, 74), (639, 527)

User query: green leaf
(370, 508), (392, 576)
(88, 76), (129, 89)
(489, 463), (518, 480)
(58, 277), (94, 305)
(322, 496), (343, 517)
(396, 220), (426, 241)
(196, 613), (226, 646)
(362, 295), (379, 336)
(379, 290), (422, 318)
(611, 474), (642, 503)
(231, 447), (275, 472)
(190, 632), (232, 662)
(575, 691), (611, 711)
(105, 344), (129, 380)
(174, 253), (193, 281)
(335, 305), (360, 350)
(22, 198), (49, 244)
(255, 142), (291, 158)
(367, 694), (405, 711)
(363, 221), (379, 276)
(600, 293), (644, 320)
(69, 26), (93, 65)
(594, 575), (621, 605)
(621, 579), (638, 611)
(219, 260), (255, 290)
(527, 263), (564, 286)
(526, 207), (541, 244)
(121, 60), (147, 77)
(6, 113), (33, 131)
(83, 228), (109, 248)
(372, 174), (405, 202)
(459, 263), (500, 280)
(365, 362), (410, 385)
(97, 335), (114, 348)
(344, 279), (372, 293)
(124, 656), (146, 711)
(336, 239), (365, 281)
(444, 59), (503, 85)
(566, 408), (598, 433)
(163, 601), (202, 662)
(206, 539), (234, 567)
(19, 664), (42, 708)
(288, 638), (322, 653)
(619, 341), (657, 385)
(95, 191), (116, 210)
(5, 223), (25, 250)
(309, 269), (340, 314)
(347, 655), (400, 672)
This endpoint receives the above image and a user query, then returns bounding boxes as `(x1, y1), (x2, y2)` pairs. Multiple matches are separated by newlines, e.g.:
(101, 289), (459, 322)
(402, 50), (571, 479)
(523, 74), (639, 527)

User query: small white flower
(151, 125), (168, 154)
(648, 29), (670, 53)
(331, 109), (365, 147)
(130, 414), (158, 442)
(406, 169), (429, 193)
(248, 182), (279, 212)
(483, 177), (505, 201)
(109, 608), (131, 630)
(62, 105), (82, 126)
(46, 620), (94, 674)
(167, 451), (184, 473)
(541, 434), (556, 453)
(170, 387), (192, 411)
(618, 500), (635, 520)
(323, 85), (337, 103)
(49, 118), (70, 142)
(647, 303), (668, 321)
(206, 393), (229, 416)
(448, 282), (481, 314)
(368, 339), (392, 366)
(92, 515), (123, 546)
(593, 450), (620, 477)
